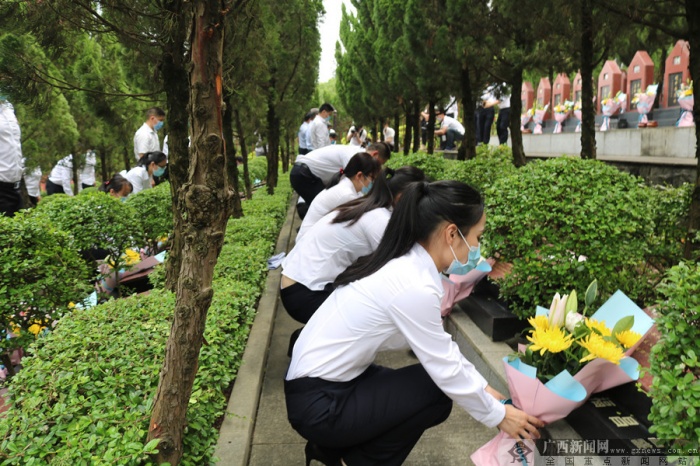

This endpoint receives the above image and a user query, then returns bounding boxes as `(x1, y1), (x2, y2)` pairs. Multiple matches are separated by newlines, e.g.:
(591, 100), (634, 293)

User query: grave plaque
(626, 51), (655, 110)
(536, 77), (551, 119)
(552, 73), (571, 107)
(663, 40), (691, 108)
(521, 81), (534, 112)
(573, 72), (583, 103)
(597, 60), (624, 113)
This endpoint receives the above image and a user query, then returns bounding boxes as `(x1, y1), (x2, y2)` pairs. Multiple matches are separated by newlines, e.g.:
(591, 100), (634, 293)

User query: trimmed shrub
(385, 151), (446, 181)
(442, 145), (517, 192)
(647, 262), (700, 451)
(485, 157), (655, 317)
(125, 182), (174, 252)
(645, 183), (693, 269)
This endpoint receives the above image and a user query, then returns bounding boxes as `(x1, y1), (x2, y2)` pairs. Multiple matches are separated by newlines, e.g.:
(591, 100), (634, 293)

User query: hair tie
(339, 168), (344, 175)
(105, 180), (110, 185)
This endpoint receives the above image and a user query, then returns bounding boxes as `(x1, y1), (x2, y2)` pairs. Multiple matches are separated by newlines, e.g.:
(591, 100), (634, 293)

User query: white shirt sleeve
(0, 102), (23, 183)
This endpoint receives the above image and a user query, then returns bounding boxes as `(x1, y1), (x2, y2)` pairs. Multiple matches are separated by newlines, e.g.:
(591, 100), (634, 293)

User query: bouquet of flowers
(521, 108), (534, 132)
(552, 101), (574, 134)
(600, 91), (626, 131)
(632, 84), (657, 126)
(676, 81), (694, 127)
(573, 101), (582, 133)
(532, 104), (549, 135)
(471, 280), (655, 466)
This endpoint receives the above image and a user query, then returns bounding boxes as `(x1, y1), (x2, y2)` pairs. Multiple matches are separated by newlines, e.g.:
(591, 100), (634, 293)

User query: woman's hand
(484, 385), (506, 402)
(497, 405), (545, 440)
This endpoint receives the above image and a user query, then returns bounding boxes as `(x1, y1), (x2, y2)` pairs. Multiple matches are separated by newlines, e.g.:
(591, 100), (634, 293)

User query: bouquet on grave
(676, 81), (694, 127)
(471, 280), (655, 466)
(552, 101), (574, 134)
(532, 104), (549, 135)
(600, 91), (626, 131)
(632, 84), (658, 125)
(573, 101), (583, 133)
(521, 108), (534, 132)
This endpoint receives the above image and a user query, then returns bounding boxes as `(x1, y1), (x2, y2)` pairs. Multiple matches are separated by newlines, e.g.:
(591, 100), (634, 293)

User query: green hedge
(124, 182), (174, 252)
(0, 178), (292, 465)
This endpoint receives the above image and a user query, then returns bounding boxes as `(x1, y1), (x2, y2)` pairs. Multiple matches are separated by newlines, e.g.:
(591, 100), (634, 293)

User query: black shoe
(288, 327), (303, 357)
(305, 441), (342, 466)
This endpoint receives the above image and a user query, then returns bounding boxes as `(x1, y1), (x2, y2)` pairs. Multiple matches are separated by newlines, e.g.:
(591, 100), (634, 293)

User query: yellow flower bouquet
(676, 80), (694, 127)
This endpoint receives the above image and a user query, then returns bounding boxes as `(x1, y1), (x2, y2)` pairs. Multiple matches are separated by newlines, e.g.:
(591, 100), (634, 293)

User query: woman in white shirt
(285, 180), (543, 465)
(282, 166), (426, 325)
(296, 152), (380, 240)
(46, 154), (74, 196)
(124, 151), (167, 196)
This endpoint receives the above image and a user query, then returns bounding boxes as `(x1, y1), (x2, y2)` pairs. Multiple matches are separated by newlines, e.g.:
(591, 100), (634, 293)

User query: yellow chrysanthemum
(123, 249), (141, 266)
(615, 330), (642, 349)
(527, 315), (549, 332)
(28, 324), (43, 335)
(578, 333), (624, 365)
(68, 302), (76, 309)
(527, 326), (574, 355)
(585, 318), (612, 337)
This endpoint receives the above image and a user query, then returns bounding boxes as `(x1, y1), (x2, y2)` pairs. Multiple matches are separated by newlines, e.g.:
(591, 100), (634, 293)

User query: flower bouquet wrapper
(532, 105), (548, 134)
(600, 101), (620, 131)
(440, 261), (492, 317)
(520, 113), (531, 131)
(635, 93), (655, 124)
(574, 110), (582, 132)
(677, 95), (695, 127)
(553, 111), (569, 134)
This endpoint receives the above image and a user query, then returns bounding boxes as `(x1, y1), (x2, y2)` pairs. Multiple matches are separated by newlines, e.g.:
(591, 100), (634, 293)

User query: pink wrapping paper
(553, 112), (569, 134)
(635, 94), (654, 125)
(533, 109), (547, 134)
(677, 96), (695, 127)
(574, 110), (582, 132)
(600, 102), (621, 131)
(440, 258), (496, 316)
(520, 114), (531, 131)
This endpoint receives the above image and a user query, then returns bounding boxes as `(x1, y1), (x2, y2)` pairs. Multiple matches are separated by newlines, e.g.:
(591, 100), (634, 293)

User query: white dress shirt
(133, 122), (160, 161)
(308, 114), (330, 150)
(298, 121), (310, 151)
(282, 208), (390, 291)
(48, 154), (74, 196)
(297, 177), (361, 240)
(440, 116), (465, 135)
(79, 150), (97, 187)
(23, 164), (42, 197)
(346, 126), (367, 147)
(295, 145), (362, 185)
(124, 166), (151, 195)
(383, 126), (395, 145)
(286, 243), (506, 429)
(0, 101), (23, 184)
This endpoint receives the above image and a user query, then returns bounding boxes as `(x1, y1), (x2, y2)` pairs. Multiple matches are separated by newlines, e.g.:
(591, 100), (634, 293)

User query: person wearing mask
(79, 149), (97, 190)
(46, 154), (74, 196)
(435, 109), (465, 150)
(133, 107), (166, 161)
(308, 103), (335, 151)
(285, 180), (544, 466)
(296, 152), (381, 240)
(496, 84), (511, 146)
(298, 110), (317, 155)
(124, 151), (167, 195)
(290, 142), (391, 219)
(98, 173), (133, 199)
(0, 95), (24, 216)
(282, 166), (426, 327)
(329, 129), (337, 145)
(382, 121), (396, 150)
(346, 124), (367, 147)
(22, 160), (42, 206)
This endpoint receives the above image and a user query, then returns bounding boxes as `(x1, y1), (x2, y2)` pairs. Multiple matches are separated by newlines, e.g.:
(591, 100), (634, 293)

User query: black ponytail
(334, 180), (483, 287)
(326, 152), (381, 188)
(137, 151), (167, 168)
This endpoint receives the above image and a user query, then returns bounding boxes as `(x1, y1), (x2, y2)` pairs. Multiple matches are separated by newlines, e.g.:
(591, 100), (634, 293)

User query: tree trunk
(458, 66), (477, 161)
(222, 93), (243, 218)
(266, 89), (279, 195)
(393, 113), (400, 152)
(163, 0), (193, 292)
(427, 99), (436, 155)
(234, 108), (253, 199)
(147, 2), (231, 464)
(653, 47), (667, 111)
(98, 146), (108, 182)
(403, 105), (412, 155)
(683, 3), (700, 259)
(580, 0), (597, 160)
(123, 146), (131, 173)
(412, 101), (421, 152)
(510, 67), (527, 167)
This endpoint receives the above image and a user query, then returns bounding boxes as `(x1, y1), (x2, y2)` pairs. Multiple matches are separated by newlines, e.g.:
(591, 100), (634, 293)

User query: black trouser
(496, 107), (510, 145)
(475, 107), (495, 145)
(81, 183), (94, 190)
(0, 182), (22, 217)
(285, 364), (453, 466)
(299, 147), (310, 155)
(290, 162), (325, 208)
(45, 179), (66, 195)
(280, 282), (333, 324)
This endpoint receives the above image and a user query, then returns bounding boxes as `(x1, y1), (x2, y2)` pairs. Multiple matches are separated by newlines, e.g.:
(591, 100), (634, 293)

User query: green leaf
(612, 316), (634, 336)
(584, 279), (598, 310)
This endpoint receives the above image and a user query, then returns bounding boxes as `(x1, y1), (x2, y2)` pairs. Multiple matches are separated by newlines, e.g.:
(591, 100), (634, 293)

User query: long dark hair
(137, 151), (167, 168)
(334, 180), (484, 287)
(327, 152), (381, 188)
(332, 166), (426, 226)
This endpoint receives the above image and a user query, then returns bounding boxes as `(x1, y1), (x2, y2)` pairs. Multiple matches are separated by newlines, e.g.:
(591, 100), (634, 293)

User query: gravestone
(597, 60), (624, 113)
(663, 40), (691, 108)
(626, 51), (655, 111)
(521, 81), (534, 111)
(552, 73), (571, 107)
(536, 77), (551, 119)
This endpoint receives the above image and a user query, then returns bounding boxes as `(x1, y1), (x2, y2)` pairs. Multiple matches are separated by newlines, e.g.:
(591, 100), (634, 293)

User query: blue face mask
(154, 120), (164, 131)
(153, 166), (166, 177)
(120, 197), (128, 202)
(445, 229), (488, 275)
(361, 178), (373, 195)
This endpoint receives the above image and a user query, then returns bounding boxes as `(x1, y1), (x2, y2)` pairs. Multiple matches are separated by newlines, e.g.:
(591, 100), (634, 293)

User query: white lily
(548, 293), (569, 328)
(565, 312), (585, 332)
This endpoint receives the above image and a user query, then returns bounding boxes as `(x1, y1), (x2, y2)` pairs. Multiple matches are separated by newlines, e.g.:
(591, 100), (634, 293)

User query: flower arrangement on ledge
(676, 80), (694, 127)
(632, 84), (658, 127)
(521, 107), (534, 132)
(532, 102), (549, 135)
(552, 101), (574, 134)
(573, 101), (583, 132)
(600, 91), (626, 131)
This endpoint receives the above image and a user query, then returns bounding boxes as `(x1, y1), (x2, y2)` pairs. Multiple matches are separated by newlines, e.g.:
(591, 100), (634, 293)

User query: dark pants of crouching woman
(285, 363), (453, 465)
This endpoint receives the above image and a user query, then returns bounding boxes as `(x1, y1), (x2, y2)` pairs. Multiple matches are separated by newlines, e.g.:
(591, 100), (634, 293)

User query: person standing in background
(23, 159), (42, 206)
(347, 123), (367, 147)
(46, 154), (74, 196)
(383, 120), (396, 150)
(476, 84), (498, 146)
(298, 110), (317, 155)
(495, 84), (511, 146)
(308, 103), (335, 151)
(445, 96), (459, 120)
(329, 129), (337, 145)
(79, 149), (96, 190)
(0, 95), (23, 216)
(133, 107), (165, 161)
